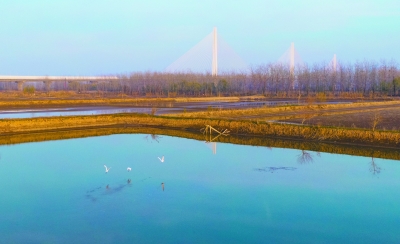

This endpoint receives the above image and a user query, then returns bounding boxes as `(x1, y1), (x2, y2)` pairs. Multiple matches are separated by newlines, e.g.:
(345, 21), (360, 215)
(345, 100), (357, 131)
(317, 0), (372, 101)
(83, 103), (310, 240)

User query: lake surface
(0, 100), (350, 119)
(0, 107), (173, 119)
(0, 134), (399, 243)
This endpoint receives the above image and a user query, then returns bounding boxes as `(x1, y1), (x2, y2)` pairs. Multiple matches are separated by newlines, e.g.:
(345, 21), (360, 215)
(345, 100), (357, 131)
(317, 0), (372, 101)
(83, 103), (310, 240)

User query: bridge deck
(0, 76), (119, 81)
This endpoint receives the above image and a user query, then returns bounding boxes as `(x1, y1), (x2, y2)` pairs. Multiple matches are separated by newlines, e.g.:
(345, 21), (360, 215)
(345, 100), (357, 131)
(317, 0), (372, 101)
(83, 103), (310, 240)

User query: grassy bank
(0, 126), (399, 160)
(170, 100), (400, 119)
(0, 95), (267, 108)
(0, 113), (400, 147)
(0, 93), (395, 109)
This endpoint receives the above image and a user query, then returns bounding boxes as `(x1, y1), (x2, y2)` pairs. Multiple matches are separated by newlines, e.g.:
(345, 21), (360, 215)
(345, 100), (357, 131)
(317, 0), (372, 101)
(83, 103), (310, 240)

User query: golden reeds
(0, 126), (399, 160)
(0, 113), (399, 147)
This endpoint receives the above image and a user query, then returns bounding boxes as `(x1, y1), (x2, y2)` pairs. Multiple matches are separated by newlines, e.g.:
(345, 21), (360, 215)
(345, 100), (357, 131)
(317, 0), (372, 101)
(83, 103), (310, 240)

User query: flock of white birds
(103, 155), (164, 173)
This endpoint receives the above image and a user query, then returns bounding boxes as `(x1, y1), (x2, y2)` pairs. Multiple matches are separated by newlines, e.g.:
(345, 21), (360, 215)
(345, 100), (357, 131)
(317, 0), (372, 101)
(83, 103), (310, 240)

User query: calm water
(0, 134), (399, 243)
(0, 100), (350, 119)
(0, 107), (176, 119)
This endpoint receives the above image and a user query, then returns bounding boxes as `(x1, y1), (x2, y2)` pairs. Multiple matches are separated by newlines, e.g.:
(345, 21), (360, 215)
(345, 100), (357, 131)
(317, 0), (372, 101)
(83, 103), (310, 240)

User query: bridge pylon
(16, 81), (25, 91)
(212, 27), (218, 77)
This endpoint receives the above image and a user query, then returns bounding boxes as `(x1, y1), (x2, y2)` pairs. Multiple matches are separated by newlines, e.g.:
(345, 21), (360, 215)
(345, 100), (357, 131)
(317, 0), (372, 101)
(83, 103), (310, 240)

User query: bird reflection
(369, 157), (381, 175)
(85, 186), (102, 202)
(161, 182), (164, 191)
(85, 177), (151, 202)
(85, 194), (97, 202)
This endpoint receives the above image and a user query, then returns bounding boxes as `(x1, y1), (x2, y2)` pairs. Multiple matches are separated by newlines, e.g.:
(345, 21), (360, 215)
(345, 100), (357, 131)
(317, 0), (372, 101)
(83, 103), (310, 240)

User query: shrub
(23, 86), (35, 94)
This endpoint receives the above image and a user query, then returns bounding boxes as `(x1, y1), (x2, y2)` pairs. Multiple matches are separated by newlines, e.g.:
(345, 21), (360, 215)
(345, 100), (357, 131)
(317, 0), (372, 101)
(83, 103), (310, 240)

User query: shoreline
(0, 124), (399, 160)
(0, 113), (399, 148)
(0, 95), (389, 110)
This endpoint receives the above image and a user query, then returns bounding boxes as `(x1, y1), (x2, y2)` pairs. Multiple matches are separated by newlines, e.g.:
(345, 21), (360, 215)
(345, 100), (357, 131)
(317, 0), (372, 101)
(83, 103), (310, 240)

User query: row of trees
(2, 59), (400, 97)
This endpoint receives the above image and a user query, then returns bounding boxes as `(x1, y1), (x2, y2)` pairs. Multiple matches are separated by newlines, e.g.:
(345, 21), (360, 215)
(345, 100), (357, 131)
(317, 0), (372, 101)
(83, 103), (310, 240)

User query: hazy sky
(0, 0), (399, 75)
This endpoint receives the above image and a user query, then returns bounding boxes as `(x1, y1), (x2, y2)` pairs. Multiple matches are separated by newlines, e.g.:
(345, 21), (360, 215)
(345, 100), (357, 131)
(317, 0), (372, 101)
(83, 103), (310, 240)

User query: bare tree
(371, 112), (382, 131)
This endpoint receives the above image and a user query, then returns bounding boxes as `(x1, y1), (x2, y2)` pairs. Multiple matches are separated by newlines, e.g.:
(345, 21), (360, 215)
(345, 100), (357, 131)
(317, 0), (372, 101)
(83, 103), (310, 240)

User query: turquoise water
(0, 101), (350, 119)
(0, 134), (399, 243)
(0, 107), (158, 119)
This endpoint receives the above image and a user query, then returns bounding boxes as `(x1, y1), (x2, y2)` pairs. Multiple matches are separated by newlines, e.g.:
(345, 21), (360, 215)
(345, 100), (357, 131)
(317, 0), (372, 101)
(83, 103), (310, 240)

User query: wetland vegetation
(0, 126), (399, 160)
(1, 106), (400, 148)
(0, 60), (399, 150)
(1, 60), (399, 98)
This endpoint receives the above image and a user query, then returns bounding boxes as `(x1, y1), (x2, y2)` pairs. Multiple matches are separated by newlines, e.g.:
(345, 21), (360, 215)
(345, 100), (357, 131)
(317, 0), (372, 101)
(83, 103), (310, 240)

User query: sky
(0, 0), (399, 76)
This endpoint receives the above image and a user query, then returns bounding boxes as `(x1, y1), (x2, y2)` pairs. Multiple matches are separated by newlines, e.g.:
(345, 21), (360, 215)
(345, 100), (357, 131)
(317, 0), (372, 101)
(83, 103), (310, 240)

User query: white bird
(127, 167), (132, 172)
(104, 165), (111, 173)
(158, 156), (165, 163)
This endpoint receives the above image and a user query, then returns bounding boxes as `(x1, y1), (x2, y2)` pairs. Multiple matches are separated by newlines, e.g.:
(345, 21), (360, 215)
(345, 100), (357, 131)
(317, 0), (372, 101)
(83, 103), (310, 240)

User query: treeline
(2, 60), (400, 97)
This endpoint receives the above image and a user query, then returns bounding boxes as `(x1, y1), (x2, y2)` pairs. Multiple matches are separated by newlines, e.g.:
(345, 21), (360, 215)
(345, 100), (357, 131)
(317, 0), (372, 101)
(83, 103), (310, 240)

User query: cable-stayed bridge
(278, 44), (340, 76)
(329, 54), (338, 72)
(0, 28), (339, 91)
(165, 27), (248, 75)
(166, 29), (337, 75)
(277, 42), (304, 73)
(0, 75), (119, 90)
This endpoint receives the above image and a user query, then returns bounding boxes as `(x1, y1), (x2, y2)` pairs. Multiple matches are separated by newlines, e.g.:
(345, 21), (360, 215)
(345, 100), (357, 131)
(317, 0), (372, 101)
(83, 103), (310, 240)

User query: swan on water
(104, 165), (111, 173)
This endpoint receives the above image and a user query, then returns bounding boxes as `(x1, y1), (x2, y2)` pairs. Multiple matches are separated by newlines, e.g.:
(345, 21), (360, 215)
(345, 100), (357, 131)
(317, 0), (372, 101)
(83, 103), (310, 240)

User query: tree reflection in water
(144, 134), (161, 143)
(297, 150), (313, 164)
(369, 157), (381, 175)
(297, 150), (321, 164)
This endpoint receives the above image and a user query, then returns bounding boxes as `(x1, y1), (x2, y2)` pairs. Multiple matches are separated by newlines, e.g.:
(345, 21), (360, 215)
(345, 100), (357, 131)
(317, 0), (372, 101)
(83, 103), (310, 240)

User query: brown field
(0, 94), (400, 148)
(0, 126), (399, 160)
(0, 91), (268, 109)
(170, 100), (400, 131)
(0, 112), (400, 147)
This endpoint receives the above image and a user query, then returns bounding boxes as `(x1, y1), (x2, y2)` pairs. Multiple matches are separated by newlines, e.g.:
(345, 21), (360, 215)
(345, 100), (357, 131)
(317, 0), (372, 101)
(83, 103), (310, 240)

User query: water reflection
(369, 157), (381, 175)
(0, 107), (156, 119)
(297, 150), (320, 164)
(203, 133), (224, 155)
(104, 183), (131, 195)
(254, 167), (297, 173)
(144, 134), (161, 143)
(2, 100), (328, 119)
(1, 126), (400, 161)
(205, 142), (217, 155)
(85, 177), (152, 203)
(2, 134), (400, 243)
(85, 194), (97, 202)
(85, 186), (102, 202)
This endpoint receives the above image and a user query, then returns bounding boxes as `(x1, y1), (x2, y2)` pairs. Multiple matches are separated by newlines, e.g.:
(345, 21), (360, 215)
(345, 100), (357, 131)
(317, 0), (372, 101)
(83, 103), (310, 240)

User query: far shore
(0, 112), (399, 148)
(0, 125), (399, 161)
(0, 95), (399, 150)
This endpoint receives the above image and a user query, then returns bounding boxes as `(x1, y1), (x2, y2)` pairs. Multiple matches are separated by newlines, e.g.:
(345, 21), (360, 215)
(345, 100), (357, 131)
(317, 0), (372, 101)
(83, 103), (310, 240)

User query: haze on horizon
(0, 0), (399, 76)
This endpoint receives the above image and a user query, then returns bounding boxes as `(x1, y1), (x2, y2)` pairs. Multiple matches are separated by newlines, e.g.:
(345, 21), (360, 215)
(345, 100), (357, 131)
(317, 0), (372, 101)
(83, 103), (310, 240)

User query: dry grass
(167, 100), (400, 131)
(280, 107), (400, 131)
(0, 126), (399, 160)
(169, 100), (400, 119)
(0, 113), (400, 146)
(0, 93), (267, 108)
